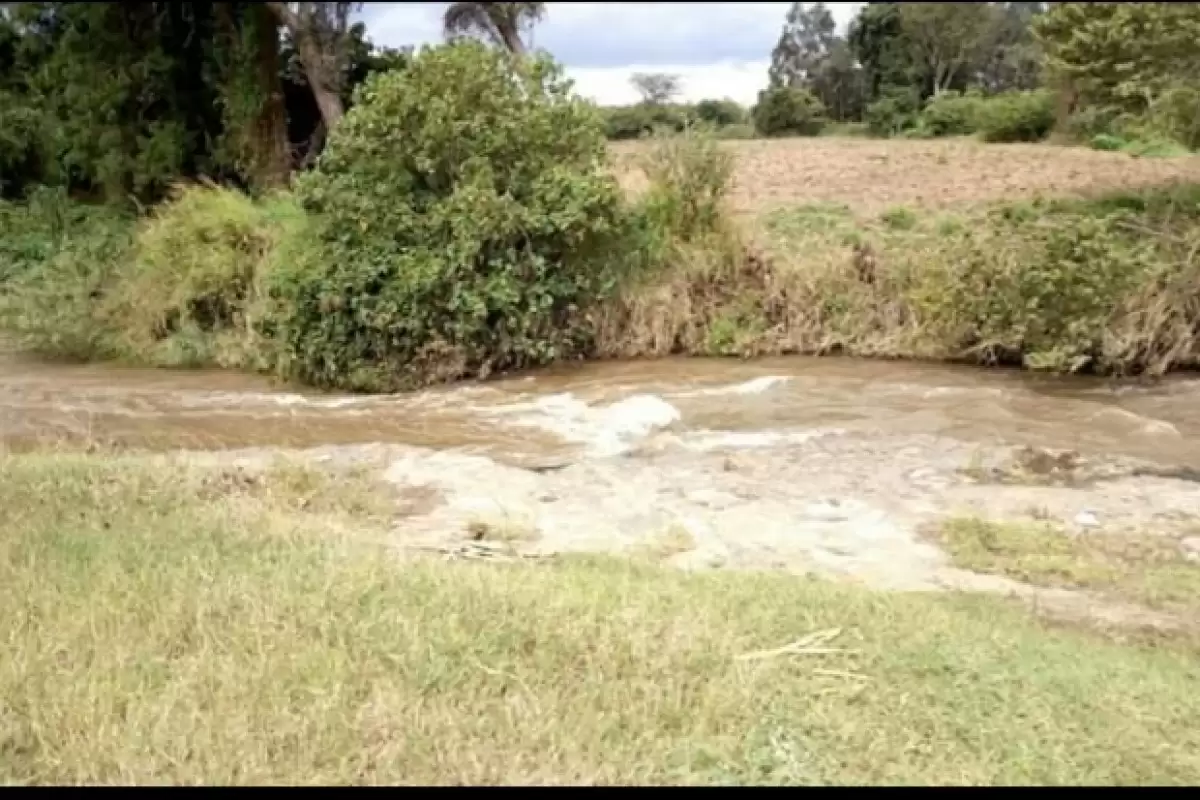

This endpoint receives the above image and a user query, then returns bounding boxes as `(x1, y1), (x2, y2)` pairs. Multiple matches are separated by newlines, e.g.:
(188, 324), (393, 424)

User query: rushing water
(8, 346), (1200, 596)
(3, 347), (1198, 468)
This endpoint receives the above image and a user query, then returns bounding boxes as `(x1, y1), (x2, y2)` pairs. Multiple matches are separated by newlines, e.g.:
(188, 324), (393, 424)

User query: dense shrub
(0, 189), (134, 359)
(907, 202), (1190, 372)
(865, 87), (921, 137)
(275, 43), (637, 391)
(0, 187), (129, 284)
(101, 184), (305, 369)
(1145, 85), (1200, 151)
(1062, 105), (1126, 143)
(636, 126), (735, 244)
(603, 104), (689, 140)
(0, 184), (303, 366)
(975, 90), (1055, 143)
(752, 86), (827, 137)
(919, 91), (984, 137)
(694, 99), (746, 128)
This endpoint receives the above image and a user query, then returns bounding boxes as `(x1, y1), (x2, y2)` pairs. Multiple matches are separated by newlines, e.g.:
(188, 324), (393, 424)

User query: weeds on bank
(3, 452), (1200, 785)
(932, 517), (1200, 621)
(4, 43), (1200, 386)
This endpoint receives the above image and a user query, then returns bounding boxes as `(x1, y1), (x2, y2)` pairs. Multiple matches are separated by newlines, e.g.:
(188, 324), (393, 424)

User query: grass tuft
(2, 452), (1200, 784)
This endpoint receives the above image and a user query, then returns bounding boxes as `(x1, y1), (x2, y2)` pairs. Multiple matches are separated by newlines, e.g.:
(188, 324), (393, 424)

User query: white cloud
(360, 2), (864, 106)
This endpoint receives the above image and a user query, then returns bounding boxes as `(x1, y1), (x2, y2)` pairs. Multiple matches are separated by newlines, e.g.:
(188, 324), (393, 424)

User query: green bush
(603, 104), (689, 140)
(1062, 105), (1126, 142)
(694, 98), (746, 128)
(101, 184), (305, 369)
(1089, 133), (1125, 152)
(1141, 84), (1200, 151)
(276, 43), (637, 391)
(637, 125), (735, 244)
(716, 123), (756, 140)
(0, 190), (134, 360)
(0, 187), (128, 285)
(920, 91), (984, 137)
(0, 95), (41, 199)
(0, 184), (304, 367)
(865, 86), (921, 137)
(909, 208), (1163, 372)
(752, 86), (827, 137)
(975, 90), (1055, 143)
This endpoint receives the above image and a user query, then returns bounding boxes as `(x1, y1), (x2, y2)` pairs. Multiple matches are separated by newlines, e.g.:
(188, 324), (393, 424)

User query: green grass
(932, 518), (1200, 621)
(2, 453), (1200, 785)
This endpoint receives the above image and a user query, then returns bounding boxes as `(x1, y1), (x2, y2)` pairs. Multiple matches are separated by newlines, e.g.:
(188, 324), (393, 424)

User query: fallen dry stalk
(735, 627), (850, 661)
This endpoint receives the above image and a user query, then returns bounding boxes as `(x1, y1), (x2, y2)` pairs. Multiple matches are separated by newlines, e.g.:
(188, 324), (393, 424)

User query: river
(4, 349), (1200, 599)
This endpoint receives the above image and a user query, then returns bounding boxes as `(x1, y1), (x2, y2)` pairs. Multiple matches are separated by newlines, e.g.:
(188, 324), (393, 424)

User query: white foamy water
(680, 428), (846, 452)
(483, 392), (683, 456)
(674, 375), (792, 398)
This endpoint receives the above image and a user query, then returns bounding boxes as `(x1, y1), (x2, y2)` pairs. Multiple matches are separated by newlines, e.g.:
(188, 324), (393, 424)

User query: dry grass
(610, 137), (1200, 218)
(932, 518), (1200, 622)
(3, 452), (1200, 785)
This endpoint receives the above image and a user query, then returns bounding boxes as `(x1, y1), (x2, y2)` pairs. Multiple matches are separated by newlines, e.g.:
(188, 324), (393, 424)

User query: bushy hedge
(865, 87), (921, 138)
(275, 43), (638, 391)
(919, 91), (985, 137)
(603, 104), (691, 140)
(975, 90), (1055, 143)
(752, 86), (827, 137)
(602, 99), (748, 141)
(694, 99), (747, 128)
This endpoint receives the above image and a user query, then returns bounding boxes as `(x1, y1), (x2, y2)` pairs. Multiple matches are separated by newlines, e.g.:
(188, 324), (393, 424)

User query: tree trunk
(251, 4), (292, 188)
(499, 27), (525, 57)
(265, 2), (345, 130)
(294, 31), (344, 128)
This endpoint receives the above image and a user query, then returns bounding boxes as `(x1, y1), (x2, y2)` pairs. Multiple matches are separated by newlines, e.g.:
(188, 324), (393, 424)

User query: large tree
(216, 3), (291, 190)
(897, 2), (999, 97)
(768, 2), (865, 122)
(0, 1), (404, 201)
(1034, 2), (1200, 113)
(630, 72), (681, 106)
(848, 2), (910, 100)
(768, 2), (837, 89)
(265, 2), (359, 130)
(977, 2), (1045, 94)
(442, 2), (545, 56)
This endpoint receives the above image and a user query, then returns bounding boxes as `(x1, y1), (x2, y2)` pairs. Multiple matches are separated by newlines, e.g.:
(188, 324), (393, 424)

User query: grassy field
(932, 518), (1200, 625)
(610, 137), (1200, 217)
(2, 451), (1200, 785)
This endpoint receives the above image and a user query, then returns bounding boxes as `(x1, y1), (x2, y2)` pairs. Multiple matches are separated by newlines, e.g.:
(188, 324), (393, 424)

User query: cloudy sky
(359, 2), (864, 106)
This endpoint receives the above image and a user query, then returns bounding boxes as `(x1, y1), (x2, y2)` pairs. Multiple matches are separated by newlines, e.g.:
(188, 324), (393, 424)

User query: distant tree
(897, 3), (998, 97)
(848, 2), (912, 101)
(1034, 2), (1200, 113)
(809, 39), (867, 122)
(442, 2), (545, 56)
(978, 2), (1046, 94)
(694, 98), (746, 127)
(768, 2), (838, 89)
(769, 2), (866, 122)
(630, 72), (681, 106)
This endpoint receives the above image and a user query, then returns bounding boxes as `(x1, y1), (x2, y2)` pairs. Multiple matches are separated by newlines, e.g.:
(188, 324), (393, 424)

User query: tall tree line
(0, 1), (407, 202)
(768, 2), (1046, 122)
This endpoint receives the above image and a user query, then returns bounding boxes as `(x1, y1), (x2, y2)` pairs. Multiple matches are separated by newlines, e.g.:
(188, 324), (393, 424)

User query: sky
(358, 2), (864, 106)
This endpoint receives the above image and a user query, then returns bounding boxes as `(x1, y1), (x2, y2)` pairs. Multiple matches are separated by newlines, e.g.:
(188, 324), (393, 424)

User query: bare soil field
(611, 137), (1200, 217)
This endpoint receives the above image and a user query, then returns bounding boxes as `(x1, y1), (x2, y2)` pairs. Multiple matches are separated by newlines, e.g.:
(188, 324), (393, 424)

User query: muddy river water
(4, 348), (1200, 606)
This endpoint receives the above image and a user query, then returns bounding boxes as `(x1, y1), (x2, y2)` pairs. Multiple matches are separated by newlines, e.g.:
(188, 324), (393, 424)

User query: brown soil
(611, 137), (1200, 218)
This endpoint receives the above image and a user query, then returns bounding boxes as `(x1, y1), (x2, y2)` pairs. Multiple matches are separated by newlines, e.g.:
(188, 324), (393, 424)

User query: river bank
(5, 425), (1200, 783)
(5, 139), (1200, 390)
(6, 338), (1200, 784)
